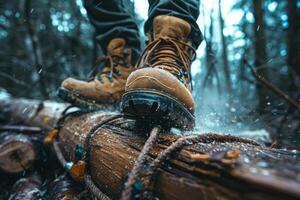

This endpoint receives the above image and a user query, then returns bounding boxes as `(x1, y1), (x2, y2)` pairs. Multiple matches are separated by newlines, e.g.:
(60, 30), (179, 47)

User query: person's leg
(145, 0), (202, 48)
(83, 0), (142, 63)
(58, 0), (142, 109)
(121, 0), (202, 130)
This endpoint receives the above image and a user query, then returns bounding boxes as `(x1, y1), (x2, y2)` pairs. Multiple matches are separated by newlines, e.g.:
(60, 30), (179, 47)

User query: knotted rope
(120, 127), (161, 200)
(83, 114), (123, 200)
(120, 132), (261, 200)
(48, 105), (121, 200)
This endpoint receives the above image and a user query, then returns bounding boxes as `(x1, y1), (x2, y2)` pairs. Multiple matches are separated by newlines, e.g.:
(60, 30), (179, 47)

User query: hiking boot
(58, 38), (134, 110)
(121, 16), (196, 130)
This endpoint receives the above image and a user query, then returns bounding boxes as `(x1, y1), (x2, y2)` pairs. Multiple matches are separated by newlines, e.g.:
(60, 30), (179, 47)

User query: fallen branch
(0, 125), (42, 134)
(244, 59), (300, 109)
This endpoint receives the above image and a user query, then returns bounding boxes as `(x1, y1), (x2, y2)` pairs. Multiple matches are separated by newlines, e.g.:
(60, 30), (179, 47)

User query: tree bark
(253, 0), (268, 110)
(203, 11), (221, 93)
(218, 0), (232, 93)
(1, 98), (300, 200)
(24, 0), (48, 99)
(287, 0), (300, 84)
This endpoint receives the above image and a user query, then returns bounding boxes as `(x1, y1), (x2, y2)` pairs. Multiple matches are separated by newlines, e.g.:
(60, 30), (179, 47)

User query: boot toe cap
(125, 68), (195, 113)
(62, 78), (81, 90)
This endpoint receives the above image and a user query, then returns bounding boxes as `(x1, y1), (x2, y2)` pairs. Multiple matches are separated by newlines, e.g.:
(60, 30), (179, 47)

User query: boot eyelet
(97, 76), (104, 84)
(123, 49), (129, 57)
(106, 74), (113, 83)
(116, 71), (121, 77)
(114, 69), (121, 77)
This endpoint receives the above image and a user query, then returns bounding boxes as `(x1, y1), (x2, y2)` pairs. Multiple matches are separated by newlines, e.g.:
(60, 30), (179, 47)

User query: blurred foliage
(0, 0), (137, 99)
(0, 0), (93, 98)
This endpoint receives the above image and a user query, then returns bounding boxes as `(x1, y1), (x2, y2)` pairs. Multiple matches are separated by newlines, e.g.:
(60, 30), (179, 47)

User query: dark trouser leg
(83, 0), (142, 63)
(145, 0), (202, 48)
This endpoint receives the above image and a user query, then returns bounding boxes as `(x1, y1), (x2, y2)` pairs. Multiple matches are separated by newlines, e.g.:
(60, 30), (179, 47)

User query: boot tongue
(107, 38), (126, 56)
(153, 16), (191, 40)
(99, 38), (126, 74)
(151, 16), (192, 70)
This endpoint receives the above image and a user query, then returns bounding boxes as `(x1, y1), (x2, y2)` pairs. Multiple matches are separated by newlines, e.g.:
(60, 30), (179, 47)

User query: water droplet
(22, 107), (28, 113)
(250, 167), (258, 173)
(256, 161), (268, 168)
(261, 169), (270, 176)
(244, 157), (250, 163)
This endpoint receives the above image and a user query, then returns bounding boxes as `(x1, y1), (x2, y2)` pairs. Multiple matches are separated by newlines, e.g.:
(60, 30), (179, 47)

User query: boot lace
(87, 54), (128, 84)
(136, 37), (196, 87)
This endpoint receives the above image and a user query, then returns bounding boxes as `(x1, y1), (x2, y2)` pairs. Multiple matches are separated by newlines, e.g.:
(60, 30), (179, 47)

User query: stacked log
(45, 174), (80, 200)
(0, 132), (39, 174)
(8, 175), (42, 200)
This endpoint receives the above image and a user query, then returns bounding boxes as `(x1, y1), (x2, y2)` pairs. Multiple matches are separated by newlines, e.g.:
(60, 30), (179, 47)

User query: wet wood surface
(8, 175), (42, 200)
(0, 132), (38, 174)
(1, 98), (300, 200)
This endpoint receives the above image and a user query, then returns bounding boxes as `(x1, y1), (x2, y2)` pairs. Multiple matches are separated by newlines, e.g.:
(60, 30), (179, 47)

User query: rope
(49, 105), (117, 200)
(85, 174), (111, 200)
(83, 114), (124, 200)
(120, 126), (161, 200)
(143, 133), (262, 196)
(52, 111), (123, 200)
(83, 115), (124, 168)
(55, 105), (88, 129)
(51, 105), (89, 168)
(119, 130), (261, 200)
(53, 139), (67, 167)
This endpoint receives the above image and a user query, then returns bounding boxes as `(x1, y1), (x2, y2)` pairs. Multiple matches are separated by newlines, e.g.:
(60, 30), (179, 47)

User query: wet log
(0, 132), (38, 174)
(8, 175), (42, 200)
(45, 174), (81, 200)
(1, 98), (300, 200)
(0, 125), (42, 134)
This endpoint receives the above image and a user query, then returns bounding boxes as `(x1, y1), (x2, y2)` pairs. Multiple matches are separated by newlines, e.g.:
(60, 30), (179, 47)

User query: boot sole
(120, 89), (195, 130)
(57, 87), (119, 111)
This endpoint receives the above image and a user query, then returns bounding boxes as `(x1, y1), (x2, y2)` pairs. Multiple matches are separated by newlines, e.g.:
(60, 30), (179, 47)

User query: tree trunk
(24, 0), (48, 99)
(218, 0), (232, 93)
(203, 11), (221, 93)
(1, 98), (300, 200)
(253, 0), (268, 111)
(287, 0), (300, 85)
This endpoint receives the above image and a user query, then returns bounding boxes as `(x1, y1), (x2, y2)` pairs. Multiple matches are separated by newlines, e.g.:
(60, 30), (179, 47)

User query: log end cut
(0, 133), (37, 174)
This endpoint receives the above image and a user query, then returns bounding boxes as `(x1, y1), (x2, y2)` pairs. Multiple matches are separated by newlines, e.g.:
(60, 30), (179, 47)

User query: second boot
(58, 38), (135, 110)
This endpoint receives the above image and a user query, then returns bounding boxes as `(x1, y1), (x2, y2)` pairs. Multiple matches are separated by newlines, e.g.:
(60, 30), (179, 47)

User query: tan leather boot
(121, 15), (196, 130)
(58, 38), (134, 110)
